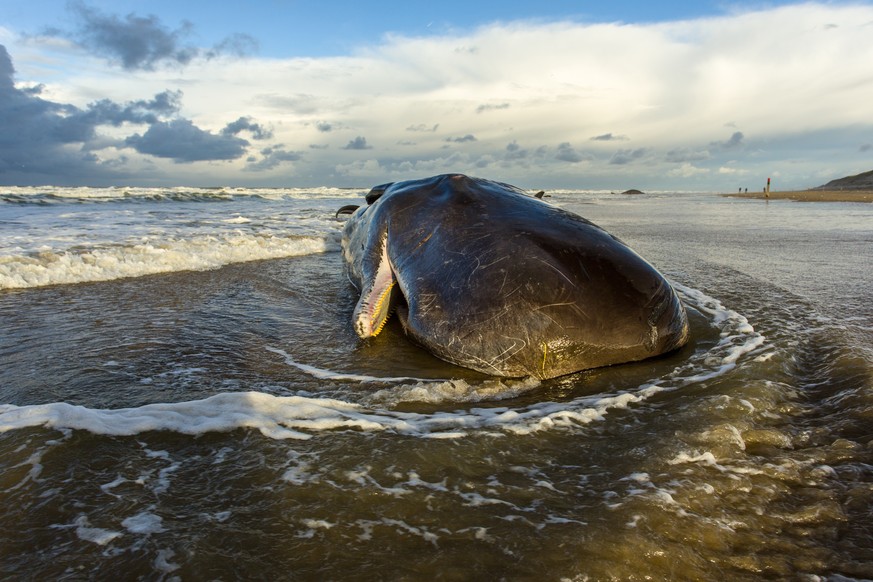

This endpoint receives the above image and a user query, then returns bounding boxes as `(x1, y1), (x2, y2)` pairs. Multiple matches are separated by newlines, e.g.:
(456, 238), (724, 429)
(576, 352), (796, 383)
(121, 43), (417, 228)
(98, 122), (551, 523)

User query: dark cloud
(0, 45), (86, 179)
(555, 142), (585, 163)
(446, 134), (477, 143)
(406, 123), (439, 132)
(666, 147), (711, 163)
(0, 47), (15, 90)
(0, 43), (278, 184)
(222, 116), (273, 140)
(712, 131), (744, 149)
(126, 119), (249, 162)
(51, 2), (257, 71)
(591, 133), (628, 142)
(860, 144), (872, 152)
(504, 141), (527, 160)
(78, 90), (183, 128)
(1, 44), (167, 181)
(609, 148), (648, 165)
(245, 146), (302, 171)
(476, 103), (510, 114)
(316, 121), (333, 133)
(343, 136), (372, 150)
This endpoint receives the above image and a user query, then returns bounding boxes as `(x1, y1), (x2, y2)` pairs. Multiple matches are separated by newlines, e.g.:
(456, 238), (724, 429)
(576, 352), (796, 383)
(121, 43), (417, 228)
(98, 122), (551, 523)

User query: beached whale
(337, 174), (689, 379)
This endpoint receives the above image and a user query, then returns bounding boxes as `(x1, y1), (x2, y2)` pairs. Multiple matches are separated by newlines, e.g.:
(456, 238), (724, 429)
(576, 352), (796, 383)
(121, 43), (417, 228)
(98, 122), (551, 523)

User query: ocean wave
(0, 232), (340, 289)
(0, 186), (369, 205)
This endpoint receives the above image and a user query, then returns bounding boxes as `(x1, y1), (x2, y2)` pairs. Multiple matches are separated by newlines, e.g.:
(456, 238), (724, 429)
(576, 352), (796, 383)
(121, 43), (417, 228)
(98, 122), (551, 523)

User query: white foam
(358, 518), (440, 546)
(266, 347), (442, 383)
(0, 392), (398, 440)
(122, 511), (165, 534)
(301, 519), (335, 530)
(672, 281), (767, 383)
(73, 516), (123, 545)
(0, 387), (668, 440)
(154, 548), (180, 573)
(100, 475), (128, 497)
(0, 233), (337, 289)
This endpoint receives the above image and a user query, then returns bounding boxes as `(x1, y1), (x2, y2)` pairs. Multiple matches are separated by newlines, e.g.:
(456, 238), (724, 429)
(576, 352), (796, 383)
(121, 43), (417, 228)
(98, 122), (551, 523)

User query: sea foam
(0, 233), (338, 289)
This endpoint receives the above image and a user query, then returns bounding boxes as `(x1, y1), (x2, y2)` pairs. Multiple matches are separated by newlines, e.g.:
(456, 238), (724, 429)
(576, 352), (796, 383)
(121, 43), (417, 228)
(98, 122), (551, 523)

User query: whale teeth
(351, 232), (397, 338)
(370, 281), (396, 337)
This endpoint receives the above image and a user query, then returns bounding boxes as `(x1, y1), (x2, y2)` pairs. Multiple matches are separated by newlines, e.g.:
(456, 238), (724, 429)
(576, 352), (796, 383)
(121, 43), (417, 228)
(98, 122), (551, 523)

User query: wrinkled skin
(340, 174), (689, 379)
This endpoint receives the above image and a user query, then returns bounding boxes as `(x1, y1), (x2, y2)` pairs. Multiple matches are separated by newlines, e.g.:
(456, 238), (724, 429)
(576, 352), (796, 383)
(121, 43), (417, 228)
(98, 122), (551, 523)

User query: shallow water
(1, 188), (872, 580)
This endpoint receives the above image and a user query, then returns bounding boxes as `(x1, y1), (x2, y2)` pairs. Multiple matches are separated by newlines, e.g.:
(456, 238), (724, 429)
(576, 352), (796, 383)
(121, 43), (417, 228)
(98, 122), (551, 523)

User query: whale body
(338, 174), (689, 379)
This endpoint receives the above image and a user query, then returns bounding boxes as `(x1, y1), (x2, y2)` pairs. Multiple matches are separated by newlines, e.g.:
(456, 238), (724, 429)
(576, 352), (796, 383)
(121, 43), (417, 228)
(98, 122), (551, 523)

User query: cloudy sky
(1, 1), (872, 190)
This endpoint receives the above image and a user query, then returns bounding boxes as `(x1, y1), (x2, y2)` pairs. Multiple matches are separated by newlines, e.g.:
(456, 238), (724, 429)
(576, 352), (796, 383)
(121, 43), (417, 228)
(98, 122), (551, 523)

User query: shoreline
(724, 190), (873, 203)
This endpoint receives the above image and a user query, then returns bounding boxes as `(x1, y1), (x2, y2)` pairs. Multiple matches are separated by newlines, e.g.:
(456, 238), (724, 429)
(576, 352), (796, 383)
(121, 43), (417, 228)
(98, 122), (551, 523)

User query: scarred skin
(339, 174), (689, 379)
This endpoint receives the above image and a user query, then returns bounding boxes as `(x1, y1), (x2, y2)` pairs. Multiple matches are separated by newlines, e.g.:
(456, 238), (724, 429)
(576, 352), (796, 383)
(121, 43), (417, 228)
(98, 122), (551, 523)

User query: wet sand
(725, 190), (873, 203)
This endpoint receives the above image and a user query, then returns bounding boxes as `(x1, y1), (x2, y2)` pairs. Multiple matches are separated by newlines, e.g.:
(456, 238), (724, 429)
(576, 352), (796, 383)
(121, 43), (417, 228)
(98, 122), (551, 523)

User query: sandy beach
(725, 190), (873, 203)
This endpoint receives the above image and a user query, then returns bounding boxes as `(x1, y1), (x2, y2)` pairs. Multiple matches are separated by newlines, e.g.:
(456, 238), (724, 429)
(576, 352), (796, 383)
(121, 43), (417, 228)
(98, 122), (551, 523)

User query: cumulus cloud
(504, 141), (527, 160)
(125, 120), (249, 162)
(343, 136), (372, 150)
(48, 1), (256, 70)
(245, 146), (302, 171)
(668, 163), (709, 177)
(718, 166), (747, 175)
(221, 116), (273, 140)
(69, 90), (183, 129)
(0, 45), (96, 179)
(0, 44), (264, 182)
(609, 148), (648, 165)
(555, 142), (586, 163)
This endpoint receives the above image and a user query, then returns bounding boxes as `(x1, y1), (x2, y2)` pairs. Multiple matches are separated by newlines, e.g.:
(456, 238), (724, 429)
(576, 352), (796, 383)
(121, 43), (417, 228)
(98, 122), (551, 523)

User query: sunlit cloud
(3, 3), (873, 188)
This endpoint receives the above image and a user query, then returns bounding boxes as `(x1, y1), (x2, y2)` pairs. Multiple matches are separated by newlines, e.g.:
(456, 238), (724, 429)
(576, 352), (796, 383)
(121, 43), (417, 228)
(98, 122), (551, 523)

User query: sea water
(1, 186), (871, 580)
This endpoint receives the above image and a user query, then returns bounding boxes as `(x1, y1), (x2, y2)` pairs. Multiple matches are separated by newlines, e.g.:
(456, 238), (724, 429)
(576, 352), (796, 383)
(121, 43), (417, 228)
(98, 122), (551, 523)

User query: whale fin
(335, 205), (360, 218)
